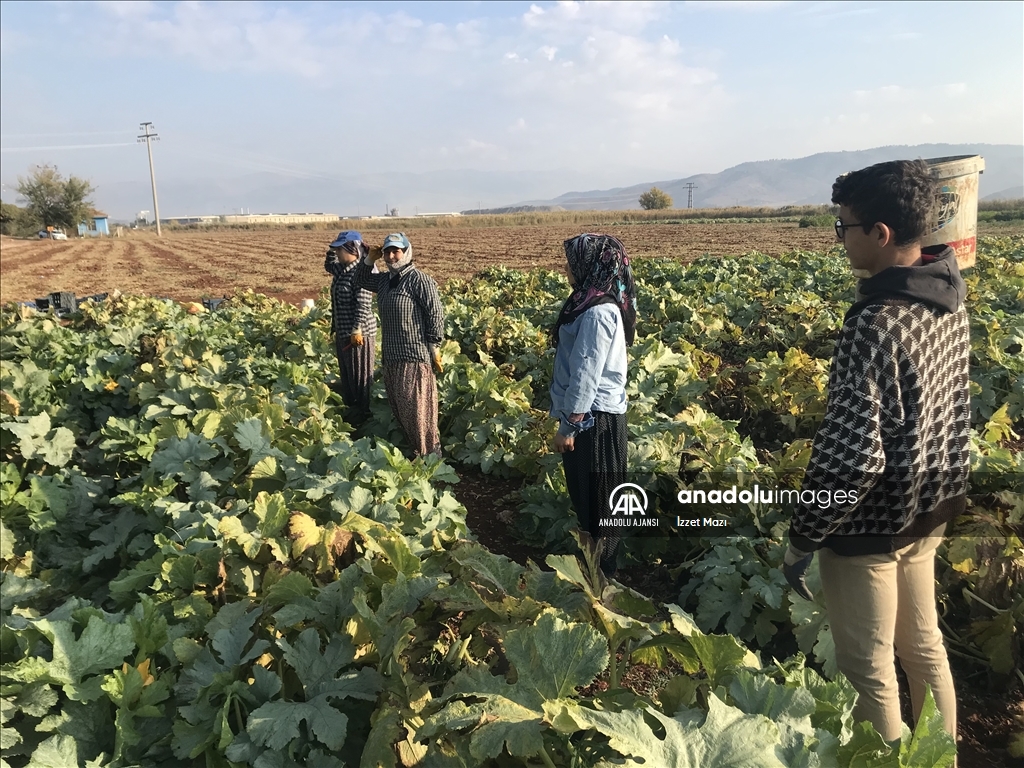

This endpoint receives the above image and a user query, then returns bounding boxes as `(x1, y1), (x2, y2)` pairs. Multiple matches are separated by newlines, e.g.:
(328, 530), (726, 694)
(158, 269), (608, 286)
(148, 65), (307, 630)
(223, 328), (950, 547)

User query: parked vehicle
(38, 227), (68, 240)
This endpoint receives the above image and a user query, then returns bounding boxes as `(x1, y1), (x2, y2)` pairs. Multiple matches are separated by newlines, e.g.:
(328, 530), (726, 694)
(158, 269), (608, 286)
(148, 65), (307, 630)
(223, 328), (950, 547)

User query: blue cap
(381, 232), (410, 251)
(329, 230), (362, 248)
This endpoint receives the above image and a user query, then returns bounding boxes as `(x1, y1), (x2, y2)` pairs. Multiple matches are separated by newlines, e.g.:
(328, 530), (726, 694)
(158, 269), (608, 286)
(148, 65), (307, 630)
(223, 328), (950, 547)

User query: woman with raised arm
(355, 232), (444, 458)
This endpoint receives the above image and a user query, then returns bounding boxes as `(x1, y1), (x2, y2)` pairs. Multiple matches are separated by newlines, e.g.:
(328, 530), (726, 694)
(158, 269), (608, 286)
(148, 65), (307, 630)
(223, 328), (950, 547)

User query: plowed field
(1, 223), (840, 305)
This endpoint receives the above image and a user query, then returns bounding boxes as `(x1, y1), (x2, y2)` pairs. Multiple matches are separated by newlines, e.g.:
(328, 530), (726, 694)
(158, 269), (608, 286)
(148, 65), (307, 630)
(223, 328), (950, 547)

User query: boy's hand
(782, 545), (814, 601)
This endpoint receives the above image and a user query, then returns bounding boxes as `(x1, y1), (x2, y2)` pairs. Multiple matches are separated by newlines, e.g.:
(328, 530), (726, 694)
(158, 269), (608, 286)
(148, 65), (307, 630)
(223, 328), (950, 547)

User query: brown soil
(5, 222), (1018, 306)
(2, 223), (842, 305)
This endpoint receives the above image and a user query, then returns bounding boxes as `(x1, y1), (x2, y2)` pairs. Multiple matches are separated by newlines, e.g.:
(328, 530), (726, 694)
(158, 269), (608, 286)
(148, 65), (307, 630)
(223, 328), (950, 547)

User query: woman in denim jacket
(549, 234), (637, 576)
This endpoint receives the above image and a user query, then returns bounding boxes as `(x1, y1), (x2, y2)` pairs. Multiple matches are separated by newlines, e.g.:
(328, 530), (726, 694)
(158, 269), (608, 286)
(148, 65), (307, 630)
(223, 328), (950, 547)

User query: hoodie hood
(857, 245), (966, 314)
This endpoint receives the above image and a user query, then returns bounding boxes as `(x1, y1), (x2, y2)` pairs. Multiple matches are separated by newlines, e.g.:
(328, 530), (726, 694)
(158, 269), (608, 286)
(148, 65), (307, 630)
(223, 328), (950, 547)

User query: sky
(1, 0), (1022, 216)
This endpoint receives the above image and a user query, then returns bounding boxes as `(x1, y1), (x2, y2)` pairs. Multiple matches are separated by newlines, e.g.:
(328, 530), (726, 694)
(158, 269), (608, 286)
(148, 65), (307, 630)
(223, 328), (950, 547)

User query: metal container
(922, 155), (985, 269)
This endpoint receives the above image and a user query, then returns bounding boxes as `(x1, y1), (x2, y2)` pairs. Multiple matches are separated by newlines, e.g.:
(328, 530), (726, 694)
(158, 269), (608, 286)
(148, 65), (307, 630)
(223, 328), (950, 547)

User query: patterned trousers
(561, 411), (628, 570)
(335, 332), (375, 422)
(382, 361), (441, 458)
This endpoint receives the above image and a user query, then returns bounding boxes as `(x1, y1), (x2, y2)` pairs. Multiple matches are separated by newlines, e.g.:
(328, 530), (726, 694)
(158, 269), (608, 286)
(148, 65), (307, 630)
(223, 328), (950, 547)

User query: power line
(685, 182), (697, 209)
(1, 130), (134, 139)
(0, 142), (136, 153)
(138, 122), (162, 237)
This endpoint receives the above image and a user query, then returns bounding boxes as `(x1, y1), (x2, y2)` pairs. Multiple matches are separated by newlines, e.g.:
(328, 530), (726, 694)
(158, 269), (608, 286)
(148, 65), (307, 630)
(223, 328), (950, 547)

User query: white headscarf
(388, 242), (413, 273)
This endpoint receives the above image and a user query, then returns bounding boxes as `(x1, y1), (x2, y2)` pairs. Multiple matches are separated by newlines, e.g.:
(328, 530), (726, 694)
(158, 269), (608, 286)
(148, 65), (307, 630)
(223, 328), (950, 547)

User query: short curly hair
(831, 160), (938, 246)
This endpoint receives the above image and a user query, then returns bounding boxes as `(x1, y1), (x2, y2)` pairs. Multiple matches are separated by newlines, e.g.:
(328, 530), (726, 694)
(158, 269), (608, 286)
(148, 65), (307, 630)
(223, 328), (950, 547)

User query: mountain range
(512, 144), (1023, 211)
(84, 143), (1021, 221)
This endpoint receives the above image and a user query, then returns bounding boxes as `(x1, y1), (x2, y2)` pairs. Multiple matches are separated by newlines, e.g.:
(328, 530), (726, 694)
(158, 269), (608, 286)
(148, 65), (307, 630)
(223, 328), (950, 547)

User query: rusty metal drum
(922, 155), (985, 269)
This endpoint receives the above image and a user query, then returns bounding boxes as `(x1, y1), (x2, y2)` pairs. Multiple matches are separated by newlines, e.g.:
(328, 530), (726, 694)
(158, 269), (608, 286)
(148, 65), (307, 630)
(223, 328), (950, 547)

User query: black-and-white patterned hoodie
(789, 245), (970, 556)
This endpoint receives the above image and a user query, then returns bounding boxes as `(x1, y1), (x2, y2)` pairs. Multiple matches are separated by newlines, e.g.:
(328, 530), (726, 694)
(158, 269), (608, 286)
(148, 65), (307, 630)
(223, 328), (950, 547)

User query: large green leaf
(278, 628), (381, 700)
(10, 614), (135, 701)
(35, 698), (115, 762)
(552, 696), (785, 767)
(11, 681), (59, 719)
(150, 432), (220, 480)
(789, 558), (838, 678)
(779, 660), (858, 744)
(28, 734), (80, 768)
(0, 572), (49, 611)
(728, 670), (836, 767)
(0, 518), (15, 560)
(247, 696), (350, 752)
(209, 602), (265, 668)
(835, 721), (898, 768)
(503, 612), (609, 701)
(420, 613), (608, 759)
(253, 491), (290, 538)
(450, 541), (525, 594)
(898, 688), (956, 768)
(687, 632), (752, 688)
(234, 417), (283, 466)
(421, 670), (551, 760)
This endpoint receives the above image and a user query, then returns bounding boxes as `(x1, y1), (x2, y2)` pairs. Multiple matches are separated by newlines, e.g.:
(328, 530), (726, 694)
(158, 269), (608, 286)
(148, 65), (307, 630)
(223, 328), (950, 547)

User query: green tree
(638, 187), (673, 210)
(0, 199), (41, 237)
(15, 164), (95, 231)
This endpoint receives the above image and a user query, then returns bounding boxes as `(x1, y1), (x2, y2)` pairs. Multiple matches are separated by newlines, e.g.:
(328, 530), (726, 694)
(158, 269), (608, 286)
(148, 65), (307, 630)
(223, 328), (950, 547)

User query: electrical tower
(138, 122), (162, 236)
(685, 182), (697, 209)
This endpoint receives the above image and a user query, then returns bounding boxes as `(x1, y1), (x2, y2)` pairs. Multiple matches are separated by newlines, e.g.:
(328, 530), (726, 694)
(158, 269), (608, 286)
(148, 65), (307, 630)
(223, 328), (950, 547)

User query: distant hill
(514, 144), (1023, 210)
(81, 143), (1021, 221)
(462, 205), (567, 215)
(983, 185), (1024, 201)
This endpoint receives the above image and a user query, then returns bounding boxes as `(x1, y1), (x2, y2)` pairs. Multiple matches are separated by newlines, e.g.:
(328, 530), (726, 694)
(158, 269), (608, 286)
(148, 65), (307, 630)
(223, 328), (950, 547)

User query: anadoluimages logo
(608, 483), (649, 516)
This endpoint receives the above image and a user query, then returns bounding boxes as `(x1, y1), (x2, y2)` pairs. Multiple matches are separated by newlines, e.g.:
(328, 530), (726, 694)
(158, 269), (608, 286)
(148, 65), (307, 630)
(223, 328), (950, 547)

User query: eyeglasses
(834, 219), (865, 239)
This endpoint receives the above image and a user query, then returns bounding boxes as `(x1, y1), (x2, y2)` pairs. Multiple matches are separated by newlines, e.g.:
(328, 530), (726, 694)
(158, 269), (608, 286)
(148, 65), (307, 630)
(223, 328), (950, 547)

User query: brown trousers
(820, 526), (957, 744)
(382, 362), (440, 458)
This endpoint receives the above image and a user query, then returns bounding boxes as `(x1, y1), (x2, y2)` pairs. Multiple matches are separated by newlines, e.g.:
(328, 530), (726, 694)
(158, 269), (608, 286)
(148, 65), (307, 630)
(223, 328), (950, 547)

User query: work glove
(431, 347), (444, 375)
(350, 330), (364, 347)
(783, 544), (814, 601)
(363, 245), (380, 267)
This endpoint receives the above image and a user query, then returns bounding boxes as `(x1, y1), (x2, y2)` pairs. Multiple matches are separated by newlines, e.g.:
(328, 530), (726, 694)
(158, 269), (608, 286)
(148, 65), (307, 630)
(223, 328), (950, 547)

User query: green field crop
(1, 237), (1020, 766)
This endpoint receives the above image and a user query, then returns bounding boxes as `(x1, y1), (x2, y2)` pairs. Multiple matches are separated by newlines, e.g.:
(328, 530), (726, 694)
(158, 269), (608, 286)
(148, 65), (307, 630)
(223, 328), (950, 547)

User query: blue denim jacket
(549, 303), (628, 436)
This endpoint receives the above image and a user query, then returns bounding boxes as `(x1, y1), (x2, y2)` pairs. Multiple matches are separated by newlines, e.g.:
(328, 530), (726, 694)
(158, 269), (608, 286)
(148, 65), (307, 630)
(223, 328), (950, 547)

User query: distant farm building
(78, 213), (110, 237)
(160, 213), (341, 226)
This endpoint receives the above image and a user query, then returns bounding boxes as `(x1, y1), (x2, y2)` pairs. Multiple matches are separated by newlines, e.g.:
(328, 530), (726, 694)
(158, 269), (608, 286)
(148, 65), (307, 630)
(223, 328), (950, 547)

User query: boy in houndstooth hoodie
(783, 160), (966, 747)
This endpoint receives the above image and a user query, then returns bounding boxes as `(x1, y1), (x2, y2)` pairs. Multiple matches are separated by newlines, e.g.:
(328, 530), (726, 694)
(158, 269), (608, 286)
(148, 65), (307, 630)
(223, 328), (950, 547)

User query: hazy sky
(1, 1), (1021, 206)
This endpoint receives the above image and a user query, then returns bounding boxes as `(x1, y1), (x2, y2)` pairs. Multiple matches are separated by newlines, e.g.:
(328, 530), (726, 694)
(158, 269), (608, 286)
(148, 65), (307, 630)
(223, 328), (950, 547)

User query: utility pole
(138, 122), (162, 236)
(685, 183), (697, 209)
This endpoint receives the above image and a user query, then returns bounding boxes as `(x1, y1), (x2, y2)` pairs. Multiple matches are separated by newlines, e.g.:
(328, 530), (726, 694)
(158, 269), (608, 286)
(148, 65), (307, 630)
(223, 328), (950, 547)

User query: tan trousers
(819, 527), (957, 743)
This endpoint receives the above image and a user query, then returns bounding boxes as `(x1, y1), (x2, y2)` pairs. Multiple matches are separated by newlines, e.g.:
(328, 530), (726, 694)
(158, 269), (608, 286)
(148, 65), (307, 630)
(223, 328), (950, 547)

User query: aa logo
(608, 483), (648, 517)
